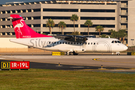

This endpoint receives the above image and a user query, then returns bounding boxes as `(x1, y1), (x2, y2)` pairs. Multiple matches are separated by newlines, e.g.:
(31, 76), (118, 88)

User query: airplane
(8, 14), (128, 55)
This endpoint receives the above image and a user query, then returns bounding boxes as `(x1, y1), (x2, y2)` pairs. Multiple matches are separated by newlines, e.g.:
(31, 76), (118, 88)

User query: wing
(54, 35), (88, 43)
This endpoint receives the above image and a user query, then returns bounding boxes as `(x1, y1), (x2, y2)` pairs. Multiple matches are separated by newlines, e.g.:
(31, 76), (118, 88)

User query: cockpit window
(117, 41), (121, 43)
(112, 41), (121, 43)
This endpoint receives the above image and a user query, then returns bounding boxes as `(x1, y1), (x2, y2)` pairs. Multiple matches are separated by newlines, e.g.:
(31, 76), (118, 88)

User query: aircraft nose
(124, 46), (128, 50)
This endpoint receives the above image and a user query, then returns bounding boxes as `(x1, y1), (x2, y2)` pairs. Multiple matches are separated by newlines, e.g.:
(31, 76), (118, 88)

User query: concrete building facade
(0, 0), (134, 46)
(128, 0), (135, 46)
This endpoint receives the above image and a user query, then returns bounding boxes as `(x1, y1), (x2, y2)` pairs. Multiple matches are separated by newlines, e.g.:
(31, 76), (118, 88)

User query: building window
(43, 8), (78, 12)
(81, 25), (115, 28)
(33, 9), (41, 12)
(43, 16), (70, 19)
(6, 32), (11, 35)
(2, 25), (5, 28)
(17, 10), (21, 13)
(25, 3), (29, 5)
(7, 25), (10, 28)
(33, 24), (40, 27)
(2, 18), (5, 21)
(22, 10), (26, 13)
(2, 11), (5, 14)
(20, 3), (24, 5)
(107, 3), (117, 5)
(81, 9), (115, 12)
(7, 19), (10, 21)
(33, 16), (41, 20)
(81, 17), (115, 20)
(27, 17), (31, 20)
(43, 24), (78, 27)
(12, 32), (15, 35)
(12, 10), (15, 13)
(28, 9), (31, 12)
(7, 11), (10, 13)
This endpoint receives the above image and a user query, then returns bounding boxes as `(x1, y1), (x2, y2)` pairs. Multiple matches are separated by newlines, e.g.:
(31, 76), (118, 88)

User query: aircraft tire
(66, 52), (69, 55)
(73, 52), (78, 55)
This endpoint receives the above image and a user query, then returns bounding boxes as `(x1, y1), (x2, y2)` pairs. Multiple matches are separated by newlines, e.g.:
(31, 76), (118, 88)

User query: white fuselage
(10, 37), (128, 53)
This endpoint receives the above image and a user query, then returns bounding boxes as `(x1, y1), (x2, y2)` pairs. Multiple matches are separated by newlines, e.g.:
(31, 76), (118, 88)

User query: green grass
(0, 69), (135, 90)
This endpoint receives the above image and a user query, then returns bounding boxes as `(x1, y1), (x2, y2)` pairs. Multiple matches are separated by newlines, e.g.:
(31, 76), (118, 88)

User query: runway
(0, 55), (135, 72)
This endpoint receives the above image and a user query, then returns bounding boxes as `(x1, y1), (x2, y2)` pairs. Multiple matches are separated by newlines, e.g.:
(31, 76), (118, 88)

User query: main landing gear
(66, 52), (71, 55)
(73, 51), (78, 55)
(66, 51), (78, 55)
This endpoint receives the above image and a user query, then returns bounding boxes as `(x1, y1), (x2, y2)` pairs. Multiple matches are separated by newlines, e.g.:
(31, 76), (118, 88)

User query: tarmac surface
(0, 53), (135, 72)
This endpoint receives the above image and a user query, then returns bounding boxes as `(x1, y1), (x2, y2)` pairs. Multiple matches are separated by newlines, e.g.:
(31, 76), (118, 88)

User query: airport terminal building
(0, 0), (134, 46)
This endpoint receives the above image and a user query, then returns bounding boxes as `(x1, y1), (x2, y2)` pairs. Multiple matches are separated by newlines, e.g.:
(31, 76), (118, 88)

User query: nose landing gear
(116, 52), (120, 55)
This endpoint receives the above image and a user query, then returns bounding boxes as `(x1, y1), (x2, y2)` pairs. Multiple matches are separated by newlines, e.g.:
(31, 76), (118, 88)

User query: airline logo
(14, 19), (24, 35)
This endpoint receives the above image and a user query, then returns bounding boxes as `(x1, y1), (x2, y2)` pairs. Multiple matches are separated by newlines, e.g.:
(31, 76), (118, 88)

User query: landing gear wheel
(69, 52), (72, 55)
(66, 52), (69, 55)
(73, 52), (78, 55)
(66, 52), (72, 55)
(116, 52), (120, 55)
(117, 54), (120, 55)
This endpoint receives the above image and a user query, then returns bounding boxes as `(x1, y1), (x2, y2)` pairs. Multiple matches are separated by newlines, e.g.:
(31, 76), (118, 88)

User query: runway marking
(93, 58), (135, 64)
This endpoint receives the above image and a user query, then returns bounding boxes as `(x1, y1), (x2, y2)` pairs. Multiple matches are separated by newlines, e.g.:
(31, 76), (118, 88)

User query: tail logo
(14, 19), (24, 35)
(10, 14), (52, 38)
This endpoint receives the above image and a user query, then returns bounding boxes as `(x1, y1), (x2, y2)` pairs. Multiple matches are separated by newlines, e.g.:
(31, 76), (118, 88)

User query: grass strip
(0, 69), (135, 90)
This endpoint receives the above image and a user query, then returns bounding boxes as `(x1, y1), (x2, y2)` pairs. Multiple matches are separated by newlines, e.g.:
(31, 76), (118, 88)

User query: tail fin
(9, 14), (52, 38)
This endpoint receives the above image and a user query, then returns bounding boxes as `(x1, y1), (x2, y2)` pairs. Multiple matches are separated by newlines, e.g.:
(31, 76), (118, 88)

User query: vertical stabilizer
(10, 14), (52, 38)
